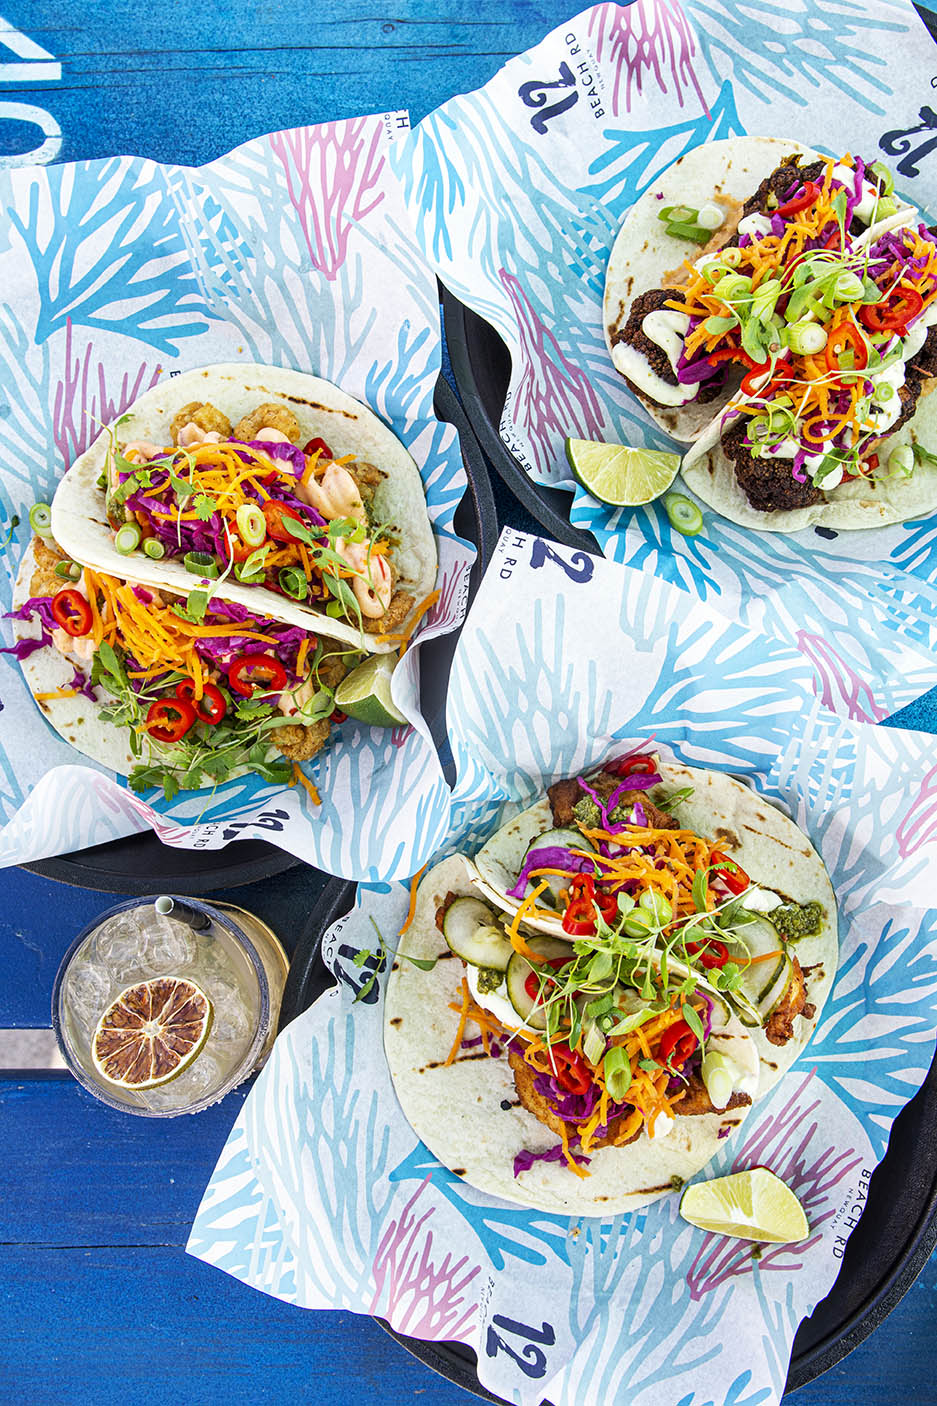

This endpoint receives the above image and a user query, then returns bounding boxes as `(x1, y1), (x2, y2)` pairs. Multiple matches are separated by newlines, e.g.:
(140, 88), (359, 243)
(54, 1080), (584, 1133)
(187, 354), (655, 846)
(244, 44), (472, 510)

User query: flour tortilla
(604, 137), (823, 441)
(384, 855), (760, 1216)
(680, 391), (937, 532)
(50, 363), (437, 653)
(11, 538), (256, 784)
(604, 136), (937, 529)
(469, 763), (837, 1097)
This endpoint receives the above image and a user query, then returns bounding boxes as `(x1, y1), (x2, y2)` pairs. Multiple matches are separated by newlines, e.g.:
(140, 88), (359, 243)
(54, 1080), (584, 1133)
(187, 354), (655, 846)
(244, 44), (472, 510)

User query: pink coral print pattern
(896, 762), (937, 858)
(795, 632), (887, 723)
(54, 319), (161, 470)
(370, 1177), (480, 1341)
(588, 0), (707, 117)
(687, 1072), (863, 1299)
(270, 120), (386, 281)
(500, 269), (603, 477)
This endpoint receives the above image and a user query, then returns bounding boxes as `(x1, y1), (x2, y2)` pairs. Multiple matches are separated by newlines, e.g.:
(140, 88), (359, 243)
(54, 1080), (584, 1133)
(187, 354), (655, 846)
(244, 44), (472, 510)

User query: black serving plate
(22, 374), (498, 894)
(285, 880), (937, 1401)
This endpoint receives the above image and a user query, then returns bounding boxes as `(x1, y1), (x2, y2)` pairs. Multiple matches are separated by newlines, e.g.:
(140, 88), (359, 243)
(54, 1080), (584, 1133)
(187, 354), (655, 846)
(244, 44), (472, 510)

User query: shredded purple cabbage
(69, 665), (97, 701)
(506, 845), (594, 899)
(513, 1142), (591, 1177)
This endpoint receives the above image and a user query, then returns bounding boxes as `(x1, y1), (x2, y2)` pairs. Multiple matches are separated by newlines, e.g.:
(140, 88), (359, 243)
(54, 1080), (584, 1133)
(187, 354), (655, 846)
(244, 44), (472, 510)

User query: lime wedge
(566, 437), (681, 506)
(335, 653), (407, 728)
(679, 1168), (809, 1243)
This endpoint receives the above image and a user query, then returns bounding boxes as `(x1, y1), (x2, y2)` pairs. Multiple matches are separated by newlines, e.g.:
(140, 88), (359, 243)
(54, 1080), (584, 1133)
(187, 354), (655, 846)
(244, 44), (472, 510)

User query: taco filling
(4, 533), (367, 797)
(103, 401), (412, 637)
(434, 889), (759, 1179)
(610, 148), (937, 516)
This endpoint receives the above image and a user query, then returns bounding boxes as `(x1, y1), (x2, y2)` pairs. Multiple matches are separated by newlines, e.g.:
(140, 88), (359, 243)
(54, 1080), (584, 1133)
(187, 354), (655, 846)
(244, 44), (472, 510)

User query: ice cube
(92, 914), (148, 978)
(63, 957), (110, 1035)
(142, 1051), (224, 1112)
(139, 913), (197, 976)
(207, 977), (254, 1046)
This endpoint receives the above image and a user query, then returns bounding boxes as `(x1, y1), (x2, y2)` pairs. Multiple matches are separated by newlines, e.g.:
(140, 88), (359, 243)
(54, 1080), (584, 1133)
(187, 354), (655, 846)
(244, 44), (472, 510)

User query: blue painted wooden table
(3, 5), (937, 1404)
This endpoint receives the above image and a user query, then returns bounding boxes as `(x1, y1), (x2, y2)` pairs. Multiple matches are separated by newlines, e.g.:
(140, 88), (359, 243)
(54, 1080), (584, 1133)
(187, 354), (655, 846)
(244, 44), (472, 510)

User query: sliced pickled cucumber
(442, 897), (515, 971)
(505, 935), (576, 1029)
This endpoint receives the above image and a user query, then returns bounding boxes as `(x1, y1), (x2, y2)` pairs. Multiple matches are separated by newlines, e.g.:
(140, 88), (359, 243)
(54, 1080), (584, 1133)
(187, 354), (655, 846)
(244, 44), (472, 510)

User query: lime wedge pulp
(335, 653), (407, 728)
(679, 1167), (809, 1243)
(565, 437), (681, 506)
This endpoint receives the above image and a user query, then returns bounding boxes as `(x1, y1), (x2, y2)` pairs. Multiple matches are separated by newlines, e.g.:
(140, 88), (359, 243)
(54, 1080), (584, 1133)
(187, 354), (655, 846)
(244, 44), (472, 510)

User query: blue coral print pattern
(190, 531), (937, 1406)
(393, 0), (937, 720)
(0, 115), (474, 877)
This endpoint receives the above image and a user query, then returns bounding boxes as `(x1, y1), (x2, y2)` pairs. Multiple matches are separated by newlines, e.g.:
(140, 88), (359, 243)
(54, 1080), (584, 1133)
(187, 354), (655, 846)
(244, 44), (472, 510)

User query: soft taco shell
(680, 396), (937, 532)
(384, 856), (759, 1216)
(604, 137), (823, 442)
(50, 363), (437, 652)
(469, 763), (837, 1098)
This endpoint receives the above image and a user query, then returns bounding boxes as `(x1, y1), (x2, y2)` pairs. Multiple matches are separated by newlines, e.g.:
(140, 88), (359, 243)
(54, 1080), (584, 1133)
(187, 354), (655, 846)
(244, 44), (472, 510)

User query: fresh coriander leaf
(682, 1003), (705, 1045)
(193, 493), (218, 521)
(638, 1058), (660, 1073)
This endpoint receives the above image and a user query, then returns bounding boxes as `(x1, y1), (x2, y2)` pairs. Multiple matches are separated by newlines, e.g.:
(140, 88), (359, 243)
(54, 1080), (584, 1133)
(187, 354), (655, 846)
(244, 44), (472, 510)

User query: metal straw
(155, 895), (212, 931)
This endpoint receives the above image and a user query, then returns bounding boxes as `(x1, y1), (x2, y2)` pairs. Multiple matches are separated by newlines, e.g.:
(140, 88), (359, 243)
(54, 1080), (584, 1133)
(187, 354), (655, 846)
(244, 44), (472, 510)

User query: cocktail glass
(52, 896), (288, 1116)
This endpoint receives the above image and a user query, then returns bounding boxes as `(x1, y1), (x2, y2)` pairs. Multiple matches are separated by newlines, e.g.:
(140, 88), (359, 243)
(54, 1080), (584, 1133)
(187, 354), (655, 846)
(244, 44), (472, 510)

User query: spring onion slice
(143, 537), (166, 559)
(53, 559), (82, 580)
(664, 492), (704, 537)
(28, 503), (52, 536)
(114, 522), (141, 555)
(184, 551), (218, 578)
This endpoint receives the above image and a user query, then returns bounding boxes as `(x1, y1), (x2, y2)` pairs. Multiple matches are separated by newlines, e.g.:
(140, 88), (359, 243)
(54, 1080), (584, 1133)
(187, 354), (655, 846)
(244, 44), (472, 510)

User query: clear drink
(52, 897), (288, 1117)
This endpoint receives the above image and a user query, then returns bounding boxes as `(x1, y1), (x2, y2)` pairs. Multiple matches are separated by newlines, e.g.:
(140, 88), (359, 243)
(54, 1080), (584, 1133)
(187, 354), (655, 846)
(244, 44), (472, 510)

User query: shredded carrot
(35, 688), (79, 701)
(289, 762), (321, 806)
(445, 976), (472, 1065)
(747, 948), (783, 964)
(398, 864), (427, 937)
(376, 588), (442, 654)
(508, 882), (554, 962)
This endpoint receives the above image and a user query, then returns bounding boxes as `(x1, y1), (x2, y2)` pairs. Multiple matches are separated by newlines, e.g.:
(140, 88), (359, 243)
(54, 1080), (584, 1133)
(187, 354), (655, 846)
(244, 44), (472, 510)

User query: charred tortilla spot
(713, 827), (740, 849)
(389, 1016), (402, 1027)
(452, 1168), (466, 1176)
(634, 1183), (677, 1195)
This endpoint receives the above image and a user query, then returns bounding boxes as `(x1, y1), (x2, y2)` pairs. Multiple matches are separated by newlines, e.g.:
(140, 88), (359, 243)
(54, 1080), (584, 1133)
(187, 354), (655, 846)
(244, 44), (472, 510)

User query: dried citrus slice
(92, 977), (213, 1090)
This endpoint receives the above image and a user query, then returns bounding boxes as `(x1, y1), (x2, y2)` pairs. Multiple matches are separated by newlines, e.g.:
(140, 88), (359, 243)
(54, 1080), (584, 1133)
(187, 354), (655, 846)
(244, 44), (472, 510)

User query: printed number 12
(485, 1314), (555, 1379)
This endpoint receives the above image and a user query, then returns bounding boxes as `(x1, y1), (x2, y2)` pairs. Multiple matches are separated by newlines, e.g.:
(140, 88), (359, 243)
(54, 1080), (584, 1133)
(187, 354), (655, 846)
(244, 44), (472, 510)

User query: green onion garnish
(183, 551), (218, 578)
(664, 492), (704, 537)
(278, 565), (308, 601)
(114, 522), (141, 555)
(143, 538), (166, 560)
(28, 503), (53, 537)
(603, 1046), (633, 1101)
(53, 559), (82, 580)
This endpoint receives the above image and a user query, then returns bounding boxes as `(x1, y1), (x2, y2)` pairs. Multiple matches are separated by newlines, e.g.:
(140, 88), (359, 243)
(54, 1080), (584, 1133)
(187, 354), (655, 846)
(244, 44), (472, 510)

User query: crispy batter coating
(362, 589), (414, 636)
(507, 1046), (641, 1149)
(315, 653), (349, 691)
(765, 956), (807, 1046)
(273, 718), (330, 761)
(348, 459), (385, 501)
(671, 1070), (751, 1117)
(170, 401), (232, 445)
(234, 403), (301, 444)
(29, 534), (66, 598)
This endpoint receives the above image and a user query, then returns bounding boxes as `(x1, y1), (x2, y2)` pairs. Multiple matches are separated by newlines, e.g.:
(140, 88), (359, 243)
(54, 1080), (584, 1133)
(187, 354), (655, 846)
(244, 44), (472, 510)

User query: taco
(604, 139), (937, 530)
(50, 364), (437, 650)
(467, 754), (837, 1098)
(384, 855), (760, 1215)
(3, 532), (371, 795)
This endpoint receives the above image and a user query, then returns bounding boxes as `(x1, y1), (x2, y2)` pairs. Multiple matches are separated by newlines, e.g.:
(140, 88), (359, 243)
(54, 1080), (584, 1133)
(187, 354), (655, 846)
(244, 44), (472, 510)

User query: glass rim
(51, 894), (271, 1117)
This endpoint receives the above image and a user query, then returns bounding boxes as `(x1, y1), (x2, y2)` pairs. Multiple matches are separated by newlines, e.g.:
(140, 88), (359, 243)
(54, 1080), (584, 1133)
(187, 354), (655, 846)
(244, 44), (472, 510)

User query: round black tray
(22, 374), (498, 893)
(285, 879), (937, 1401)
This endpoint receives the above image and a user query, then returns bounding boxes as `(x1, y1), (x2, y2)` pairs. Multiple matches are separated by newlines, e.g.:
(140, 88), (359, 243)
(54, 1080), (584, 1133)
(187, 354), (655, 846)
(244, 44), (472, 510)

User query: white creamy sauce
(641, 309), (690, 375)
(465, 964), (521, 1030)
(766, 439), (833, 474)
(612, 340), (699, 406)
(738, 213), (774, 240)
(741, 886), (783, 913)
(647, 1111), (673, 1141)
